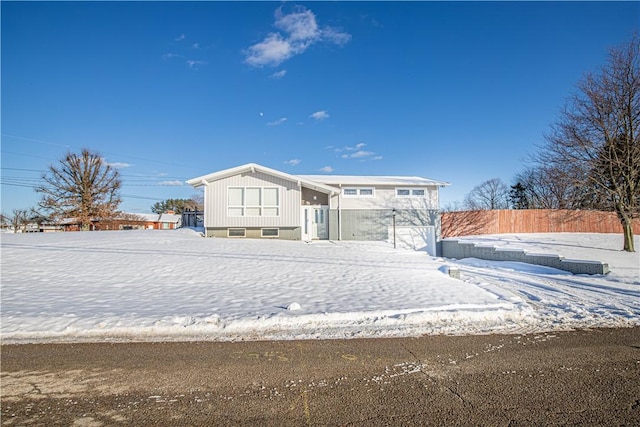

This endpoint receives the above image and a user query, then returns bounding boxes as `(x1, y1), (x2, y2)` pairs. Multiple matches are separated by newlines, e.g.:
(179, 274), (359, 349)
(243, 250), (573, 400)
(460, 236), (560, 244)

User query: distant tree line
(150, 197), (203, 214)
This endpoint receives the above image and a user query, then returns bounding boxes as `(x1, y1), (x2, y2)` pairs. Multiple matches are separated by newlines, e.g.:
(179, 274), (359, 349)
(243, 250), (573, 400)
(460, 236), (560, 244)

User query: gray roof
(298, 175), (450, 187)
(187, 163), (449, 189)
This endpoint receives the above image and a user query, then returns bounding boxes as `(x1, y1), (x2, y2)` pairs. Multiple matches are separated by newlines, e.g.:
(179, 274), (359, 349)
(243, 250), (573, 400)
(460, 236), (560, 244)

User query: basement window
(228, 228), (246, 238)
(261, 228), (279, 238)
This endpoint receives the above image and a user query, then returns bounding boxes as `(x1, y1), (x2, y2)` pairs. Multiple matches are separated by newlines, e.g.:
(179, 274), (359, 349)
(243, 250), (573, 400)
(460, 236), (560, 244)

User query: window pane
(360, 188), (373, 196)
(344, 188), (357, 196)
(246, 207), (261, 216)
(397, 189), (410, 196)
(228, 188), (243, 205)
(261, 228), (279, 237)
(412, 189), (425, 196)
(263, 207), (279, 216)
(245, 188), (261, 206)
(263, 188), (278, 206)
(228, 228), (245, 237)
(228, 207), (243, 216)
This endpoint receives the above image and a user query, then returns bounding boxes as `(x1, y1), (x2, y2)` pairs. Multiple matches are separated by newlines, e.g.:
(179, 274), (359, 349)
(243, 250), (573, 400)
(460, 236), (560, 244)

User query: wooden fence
(441, 209), (640, 238)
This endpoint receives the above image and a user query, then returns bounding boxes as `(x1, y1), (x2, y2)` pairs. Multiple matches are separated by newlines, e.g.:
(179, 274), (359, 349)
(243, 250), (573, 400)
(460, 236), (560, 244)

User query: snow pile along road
(1, 230), (638, 343)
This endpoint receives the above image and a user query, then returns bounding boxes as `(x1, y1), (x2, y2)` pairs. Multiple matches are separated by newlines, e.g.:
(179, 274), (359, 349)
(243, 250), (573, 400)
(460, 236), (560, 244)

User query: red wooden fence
(441, 209), (640, 238)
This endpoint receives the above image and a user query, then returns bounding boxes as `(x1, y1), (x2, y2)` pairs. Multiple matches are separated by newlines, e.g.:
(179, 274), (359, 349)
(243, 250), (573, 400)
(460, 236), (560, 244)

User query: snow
(1, 230), (638, 344)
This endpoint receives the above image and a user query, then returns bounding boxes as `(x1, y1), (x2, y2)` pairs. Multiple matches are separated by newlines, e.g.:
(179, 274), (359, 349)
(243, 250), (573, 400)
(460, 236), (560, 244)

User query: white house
(186, 163), (449, 251)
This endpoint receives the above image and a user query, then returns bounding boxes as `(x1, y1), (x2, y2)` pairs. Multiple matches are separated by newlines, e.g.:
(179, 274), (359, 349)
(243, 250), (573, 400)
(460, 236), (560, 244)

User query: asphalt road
(2, 327), (639, 426)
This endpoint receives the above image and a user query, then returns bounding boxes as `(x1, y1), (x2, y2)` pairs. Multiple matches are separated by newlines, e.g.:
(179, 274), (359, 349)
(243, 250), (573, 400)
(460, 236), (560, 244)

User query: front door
(301, 206), (329, 240)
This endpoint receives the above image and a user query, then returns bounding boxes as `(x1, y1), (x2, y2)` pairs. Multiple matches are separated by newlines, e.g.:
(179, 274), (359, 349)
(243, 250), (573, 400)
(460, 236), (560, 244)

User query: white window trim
(261, 228), (279, 238)
(228, 228), (246, 238)
(342, 187), (375, 198)
(227, 186), (280, 217)
(396, 187), (428, 198)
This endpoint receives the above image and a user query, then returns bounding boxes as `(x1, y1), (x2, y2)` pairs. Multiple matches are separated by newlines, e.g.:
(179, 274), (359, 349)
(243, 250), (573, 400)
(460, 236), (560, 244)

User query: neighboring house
(186, 163), (449, 252)
(24, 222), (63, 233)
(0, 214), (9, 231)
(137, 213), (182, 230)
(61, 213), (182, 231)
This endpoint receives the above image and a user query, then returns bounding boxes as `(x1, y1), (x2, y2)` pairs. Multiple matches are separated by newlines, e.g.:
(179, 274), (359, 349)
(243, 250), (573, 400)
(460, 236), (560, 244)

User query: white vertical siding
(205, 171), (301, 227)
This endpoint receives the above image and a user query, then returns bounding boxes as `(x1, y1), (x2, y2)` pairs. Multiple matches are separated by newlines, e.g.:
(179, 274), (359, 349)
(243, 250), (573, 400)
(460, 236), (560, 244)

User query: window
(228, 228), (246, 237)
(343, 188), (375, 197)
(261, 228), (279, 237)
(262, 188), (279, 216)
(228, 187), (279, 217)
(396, 188), (427, 198)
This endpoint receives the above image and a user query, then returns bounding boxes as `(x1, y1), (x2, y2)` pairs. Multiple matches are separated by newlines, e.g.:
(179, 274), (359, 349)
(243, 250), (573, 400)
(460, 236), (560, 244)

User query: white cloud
(342, 142), (366, 152)
(105, 162), (133, 169)
(186, 60), (207, 69)
(321, 27), (352, 46)
(333, 142), (381, 161)
(284, 159), (301, 166)
(319, 166), (334, 173)
(162, 53), (183, 60)
(270, 70), (287, 79)
(350, 150), (374, 159)
(267, 117), (287, 126)
(244, 5), (351, 67)
(175, 34), (185, 41)
(159, 180), (184, 186)
(275, 6), (320, 42)
(326, 142), (381, 161)
(310, 110), (329, 120)
(245, 33), (293, 67)
(192, 43), (200, 49)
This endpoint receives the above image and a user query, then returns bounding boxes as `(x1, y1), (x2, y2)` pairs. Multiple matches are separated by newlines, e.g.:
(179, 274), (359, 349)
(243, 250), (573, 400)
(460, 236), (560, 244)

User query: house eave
(186, 163), (340, 194)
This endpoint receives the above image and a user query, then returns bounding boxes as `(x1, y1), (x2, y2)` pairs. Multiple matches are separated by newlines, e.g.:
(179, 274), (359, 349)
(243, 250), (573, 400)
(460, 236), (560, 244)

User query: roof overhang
(186, 163), (340, 195)
(298, 175), (450, 187)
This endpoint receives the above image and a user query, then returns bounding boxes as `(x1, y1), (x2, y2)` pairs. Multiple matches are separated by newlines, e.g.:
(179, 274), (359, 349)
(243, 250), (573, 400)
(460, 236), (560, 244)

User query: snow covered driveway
(1, 230), (638, 343)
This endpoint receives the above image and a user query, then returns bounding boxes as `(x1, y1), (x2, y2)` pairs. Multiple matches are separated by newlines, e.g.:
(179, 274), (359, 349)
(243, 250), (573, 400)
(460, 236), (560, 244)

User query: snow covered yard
(1, 229), (638, 343)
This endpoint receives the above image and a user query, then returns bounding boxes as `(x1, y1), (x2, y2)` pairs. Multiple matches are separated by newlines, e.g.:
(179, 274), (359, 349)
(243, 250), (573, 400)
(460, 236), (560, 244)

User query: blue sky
(2, 1), (638, 214)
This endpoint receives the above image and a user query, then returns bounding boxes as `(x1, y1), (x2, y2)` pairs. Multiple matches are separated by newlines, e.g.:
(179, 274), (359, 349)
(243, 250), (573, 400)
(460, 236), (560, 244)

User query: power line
(1, 181), (176, 203)
(1, 133), (193, 169)
(0, 167), (44, 172)
(0, 181), (39, 189)
(1, 150), (56, 161)
(120, 194), (166, 201)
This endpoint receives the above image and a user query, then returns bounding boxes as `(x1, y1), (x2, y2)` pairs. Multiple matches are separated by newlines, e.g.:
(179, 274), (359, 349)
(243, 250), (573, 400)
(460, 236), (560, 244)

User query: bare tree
(36, 149), (122, 231)
(513, 165), (593, 210)
(9, 208), (30, 233)
(190, 193), (204, 211)
(464, 178), (510, 210)
(539, 35), (639, 251)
